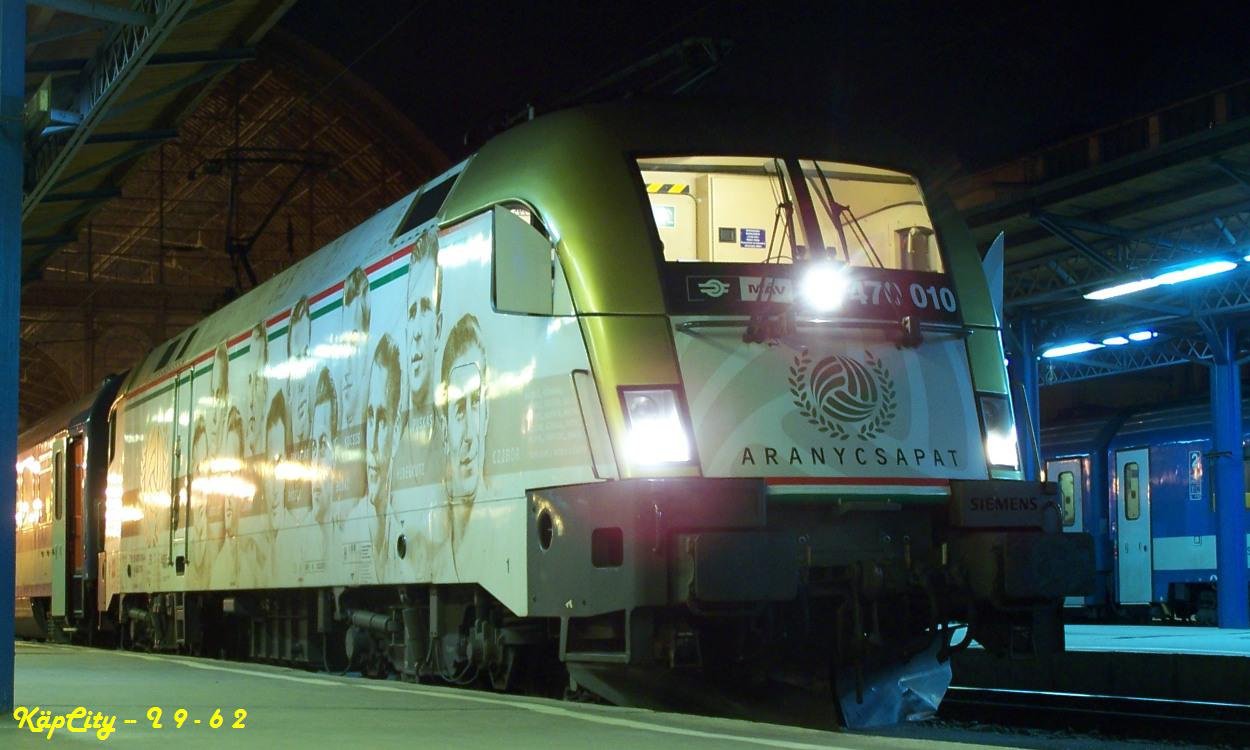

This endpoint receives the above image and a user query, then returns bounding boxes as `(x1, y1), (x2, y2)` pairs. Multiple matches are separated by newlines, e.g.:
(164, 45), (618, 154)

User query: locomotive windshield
(637, 155), (944, 272)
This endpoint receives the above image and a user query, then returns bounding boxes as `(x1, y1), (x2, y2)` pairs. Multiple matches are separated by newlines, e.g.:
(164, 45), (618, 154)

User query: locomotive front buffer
(522, 475), (1094, 724)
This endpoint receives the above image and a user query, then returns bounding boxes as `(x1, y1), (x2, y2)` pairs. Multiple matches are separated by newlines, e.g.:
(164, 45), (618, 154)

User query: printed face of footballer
(264, 416), (286, 514)
(365, 360), (396, 504)
(246, 330), (267, 456)
(311, 398), (334, 513)
(223, 425), (245, 536)
(289, 318), (312, 441)
(445, 354), (485, 500)
(341, 301), (369, 428)
(406, 258), (439, 412)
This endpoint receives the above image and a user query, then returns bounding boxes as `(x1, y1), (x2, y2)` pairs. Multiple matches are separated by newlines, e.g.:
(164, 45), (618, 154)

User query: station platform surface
(1064, 623), (1250, 655)
(2, 641), (1006, 749)
(952, 623), (1250, 704)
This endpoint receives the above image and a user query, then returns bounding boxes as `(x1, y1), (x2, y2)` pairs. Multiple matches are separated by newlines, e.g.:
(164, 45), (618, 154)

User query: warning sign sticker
(739, 228), (765, 248)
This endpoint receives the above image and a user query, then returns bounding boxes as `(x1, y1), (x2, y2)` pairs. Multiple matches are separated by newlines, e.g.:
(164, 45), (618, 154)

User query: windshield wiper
(812, 161), (885, 269)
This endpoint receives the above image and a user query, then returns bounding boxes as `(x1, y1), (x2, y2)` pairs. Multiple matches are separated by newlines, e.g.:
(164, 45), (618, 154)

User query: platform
(1, 641), (1010, 750)
(952, 624), (1250, 704)
(1064, 623), (1250, 655)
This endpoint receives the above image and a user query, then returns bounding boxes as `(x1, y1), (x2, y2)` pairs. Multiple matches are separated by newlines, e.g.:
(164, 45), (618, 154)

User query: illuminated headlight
(799, 261), (849, 312)
(978, 394), (1020, 470)
(620, 387), (693, 466)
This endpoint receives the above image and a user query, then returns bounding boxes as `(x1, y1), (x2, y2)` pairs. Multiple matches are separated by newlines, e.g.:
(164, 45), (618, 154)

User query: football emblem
(789, 350), (897, 440)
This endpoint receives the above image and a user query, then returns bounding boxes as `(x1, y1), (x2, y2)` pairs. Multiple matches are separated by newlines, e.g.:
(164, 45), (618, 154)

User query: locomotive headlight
(621, 387), (693, 466)
(799, 260), (849, 312)
(978, 394), (1020, 470)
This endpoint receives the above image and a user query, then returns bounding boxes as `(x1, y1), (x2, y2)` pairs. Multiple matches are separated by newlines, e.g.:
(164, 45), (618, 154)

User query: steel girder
(1037, 336), (1225, 385)
(1006, 203), (1250, 305)
(22, 0), (194, 218)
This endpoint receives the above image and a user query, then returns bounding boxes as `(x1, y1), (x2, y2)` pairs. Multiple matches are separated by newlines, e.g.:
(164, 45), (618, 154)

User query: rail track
(938, 685), (1250, 747)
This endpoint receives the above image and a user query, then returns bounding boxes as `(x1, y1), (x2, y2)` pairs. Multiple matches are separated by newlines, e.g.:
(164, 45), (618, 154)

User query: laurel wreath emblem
(789, 350), (897, 441)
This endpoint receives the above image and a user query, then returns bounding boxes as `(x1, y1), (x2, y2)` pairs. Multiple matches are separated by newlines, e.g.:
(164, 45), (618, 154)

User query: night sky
(282, 1), (1250, 169)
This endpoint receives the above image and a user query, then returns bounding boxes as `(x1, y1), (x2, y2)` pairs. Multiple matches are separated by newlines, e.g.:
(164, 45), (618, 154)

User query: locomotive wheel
(323, 631), (350, 674)
(488, 645), (519, 691)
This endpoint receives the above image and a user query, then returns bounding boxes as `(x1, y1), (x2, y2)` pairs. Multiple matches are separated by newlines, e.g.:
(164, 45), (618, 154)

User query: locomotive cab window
(1058, 470), (1076, 527)
(492, 204), (554, 316)
(637, 155), (944, 272)
(1124, 462), (1141, 521)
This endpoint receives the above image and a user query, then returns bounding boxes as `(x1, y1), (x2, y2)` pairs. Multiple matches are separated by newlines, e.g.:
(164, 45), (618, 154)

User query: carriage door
(169, 371), (194, 575)
(1046, 457), (1085, 606)
(1115, 448), (1152, 604)
(69, 436), (85, 617)
(51, 437), (69, 618)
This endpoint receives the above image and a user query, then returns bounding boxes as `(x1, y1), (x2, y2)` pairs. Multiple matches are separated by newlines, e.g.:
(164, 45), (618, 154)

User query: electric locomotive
(15, 103), (1093, 726)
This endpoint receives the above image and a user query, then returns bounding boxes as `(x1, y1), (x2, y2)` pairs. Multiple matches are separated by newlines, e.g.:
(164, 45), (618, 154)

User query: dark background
(282, 1), (1250, 168)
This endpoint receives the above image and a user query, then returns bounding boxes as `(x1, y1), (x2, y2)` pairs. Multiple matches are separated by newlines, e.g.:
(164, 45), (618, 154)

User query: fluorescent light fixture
(1128, 330), (1157, 342)
(1085, 259), (1238, 301)
(1102, 336), (1129, 346)
(1084, 278), (1157, 300)
(1042, 341), (1104, 358)
(1152, 260), (1237, 285)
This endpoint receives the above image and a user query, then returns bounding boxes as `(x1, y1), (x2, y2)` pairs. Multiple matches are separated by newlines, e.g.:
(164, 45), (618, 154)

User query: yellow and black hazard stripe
(645, 183), (690, 195)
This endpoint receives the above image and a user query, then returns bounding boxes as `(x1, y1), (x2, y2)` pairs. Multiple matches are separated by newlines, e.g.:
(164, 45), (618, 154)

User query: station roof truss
(16, 13), (449, 429)
(21, 0), (296, 283)
(952, 79), (1250, 385)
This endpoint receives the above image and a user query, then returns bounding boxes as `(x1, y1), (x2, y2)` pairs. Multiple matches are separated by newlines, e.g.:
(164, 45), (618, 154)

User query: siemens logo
(969, 497), (1038, 512)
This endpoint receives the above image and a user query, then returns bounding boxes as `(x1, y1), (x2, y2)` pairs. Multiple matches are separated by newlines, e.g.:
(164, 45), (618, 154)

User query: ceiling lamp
(1042, 341), (1104, 358)
(1084, 259), (1238, 301)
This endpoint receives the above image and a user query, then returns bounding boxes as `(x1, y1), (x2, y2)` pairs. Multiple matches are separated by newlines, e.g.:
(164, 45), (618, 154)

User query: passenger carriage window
(108, 409), (117, 462)
(1058, 470), (1075, 527)
(1124, 462), (1140, 521)
(53, 453), (63, 521)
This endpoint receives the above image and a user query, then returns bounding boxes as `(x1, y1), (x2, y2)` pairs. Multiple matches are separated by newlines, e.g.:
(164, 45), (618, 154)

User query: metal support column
(1, 0), (27, 714)
(1014, 317), (1042, 480)
(1211, 325), (1248, 628)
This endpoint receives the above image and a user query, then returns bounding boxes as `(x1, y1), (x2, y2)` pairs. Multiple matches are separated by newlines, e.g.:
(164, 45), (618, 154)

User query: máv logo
(788, 350), (897, 440)
(696, 278), (731, 298)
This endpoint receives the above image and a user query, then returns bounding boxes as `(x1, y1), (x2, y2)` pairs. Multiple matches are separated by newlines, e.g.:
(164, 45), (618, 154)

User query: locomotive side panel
(383, 209), (598, 614)
(105, 190), (422, 603)
(102, 176), (600, 619)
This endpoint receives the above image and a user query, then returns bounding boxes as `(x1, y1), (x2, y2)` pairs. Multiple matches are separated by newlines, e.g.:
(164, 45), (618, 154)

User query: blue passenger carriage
(1044, 401), (1250, 623)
